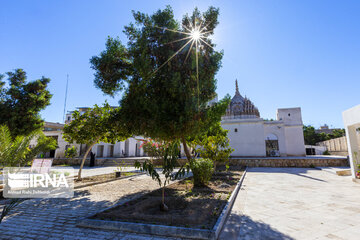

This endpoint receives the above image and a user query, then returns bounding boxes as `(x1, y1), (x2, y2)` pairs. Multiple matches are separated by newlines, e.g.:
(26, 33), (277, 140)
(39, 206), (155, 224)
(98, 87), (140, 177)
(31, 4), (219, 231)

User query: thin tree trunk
(77, 138), (99, 180)
(162, 185), (165, 206)
(181, 136), (192, 162)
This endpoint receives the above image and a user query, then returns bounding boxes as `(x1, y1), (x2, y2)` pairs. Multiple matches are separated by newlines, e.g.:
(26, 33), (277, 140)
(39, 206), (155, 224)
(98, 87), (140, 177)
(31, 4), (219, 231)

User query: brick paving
(0, 174), (179, 240)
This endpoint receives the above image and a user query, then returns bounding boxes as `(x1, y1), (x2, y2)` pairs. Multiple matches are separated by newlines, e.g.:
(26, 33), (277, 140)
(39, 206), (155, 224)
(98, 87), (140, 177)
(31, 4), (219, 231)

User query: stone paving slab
(0, 174), (181, 240)
(219, 168), (360, 240)
(52, 166), (140, 178)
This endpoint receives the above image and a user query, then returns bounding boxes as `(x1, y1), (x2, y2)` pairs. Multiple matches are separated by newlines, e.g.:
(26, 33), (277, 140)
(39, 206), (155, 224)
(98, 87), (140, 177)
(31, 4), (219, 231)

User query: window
(234, 128), (238, 132)
(288, 113), (291, 116)
(67, 116), (71, 121)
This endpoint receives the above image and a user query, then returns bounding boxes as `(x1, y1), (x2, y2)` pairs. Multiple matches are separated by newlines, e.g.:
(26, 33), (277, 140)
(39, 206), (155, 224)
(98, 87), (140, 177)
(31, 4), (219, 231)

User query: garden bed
(74, 172), (141, 189)
(78, 168), (245, 239)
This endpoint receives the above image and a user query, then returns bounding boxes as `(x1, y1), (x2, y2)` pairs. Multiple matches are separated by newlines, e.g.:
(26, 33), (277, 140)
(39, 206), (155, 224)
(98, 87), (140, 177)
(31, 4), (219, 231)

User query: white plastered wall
(222, 118), (266, 157)
(343, 104), (360, 179)
(263, 122), (287, 156)
(277, 108), (306, 156)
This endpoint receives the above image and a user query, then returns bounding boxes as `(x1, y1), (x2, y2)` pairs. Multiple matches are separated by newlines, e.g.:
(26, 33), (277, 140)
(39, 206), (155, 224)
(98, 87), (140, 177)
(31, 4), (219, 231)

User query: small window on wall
(234, 128), (238, 132)
(288, 113), (291, 116)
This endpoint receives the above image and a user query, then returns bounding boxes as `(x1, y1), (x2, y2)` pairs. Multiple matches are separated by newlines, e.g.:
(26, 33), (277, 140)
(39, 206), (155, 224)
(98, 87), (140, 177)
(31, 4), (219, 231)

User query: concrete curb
(77, 169), (247, 239)
(213, 167), (247, 238)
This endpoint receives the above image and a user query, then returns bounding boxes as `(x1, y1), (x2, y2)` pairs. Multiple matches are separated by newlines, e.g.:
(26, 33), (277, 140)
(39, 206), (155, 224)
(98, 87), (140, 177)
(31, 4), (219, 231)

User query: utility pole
(63, 74), (69, 123)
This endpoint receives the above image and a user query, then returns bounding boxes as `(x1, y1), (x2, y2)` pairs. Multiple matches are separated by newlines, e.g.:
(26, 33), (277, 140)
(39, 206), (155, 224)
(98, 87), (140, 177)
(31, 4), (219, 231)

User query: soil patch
(75, 172), (140, 188)
(92, 169), (244, 229)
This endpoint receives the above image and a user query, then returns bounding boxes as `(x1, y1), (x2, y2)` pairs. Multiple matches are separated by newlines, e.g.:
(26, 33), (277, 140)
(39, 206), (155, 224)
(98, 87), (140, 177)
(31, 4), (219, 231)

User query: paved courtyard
(0, 173), (178, 240)
(219, 168), (360, 240)
(1, 168), (360, 239)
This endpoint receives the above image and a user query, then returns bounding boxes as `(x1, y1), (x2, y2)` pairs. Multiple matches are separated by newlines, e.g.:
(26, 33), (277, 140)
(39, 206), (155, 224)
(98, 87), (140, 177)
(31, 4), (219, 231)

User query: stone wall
(228, 157), (349, 168)
(52, 156), (349, 168)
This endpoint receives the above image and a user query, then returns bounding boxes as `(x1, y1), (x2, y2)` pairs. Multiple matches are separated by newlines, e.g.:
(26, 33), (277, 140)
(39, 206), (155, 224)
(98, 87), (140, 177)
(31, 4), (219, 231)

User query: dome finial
(235, 79), (240, 95)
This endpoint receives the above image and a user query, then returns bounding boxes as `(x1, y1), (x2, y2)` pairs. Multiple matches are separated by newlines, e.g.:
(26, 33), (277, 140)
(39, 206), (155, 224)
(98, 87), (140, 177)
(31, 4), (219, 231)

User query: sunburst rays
(149, 18), (215, 107)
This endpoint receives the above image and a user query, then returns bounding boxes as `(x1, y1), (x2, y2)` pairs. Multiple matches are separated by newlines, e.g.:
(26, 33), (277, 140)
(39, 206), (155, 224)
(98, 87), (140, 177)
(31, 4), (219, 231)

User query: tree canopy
(0, 69), (52, 136)
(63, 103), (128, 146)
(63, 103), (130, 179)
(303, 125), (345, 145)
(90, 6), (229, 160)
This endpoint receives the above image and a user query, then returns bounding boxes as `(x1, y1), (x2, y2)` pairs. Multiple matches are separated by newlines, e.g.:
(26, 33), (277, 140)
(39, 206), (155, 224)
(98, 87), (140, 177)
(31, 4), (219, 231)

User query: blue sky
(1, 0), (359, 128)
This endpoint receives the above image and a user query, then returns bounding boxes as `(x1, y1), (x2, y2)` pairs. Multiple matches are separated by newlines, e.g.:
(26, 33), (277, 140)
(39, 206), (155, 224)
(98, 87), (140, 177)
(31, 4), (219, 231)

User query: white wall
(30, 131), (81, 158)
(343, 104), (360, 179)
(283, 126), (306, 156)
(91, 137), (145, 158)
(222, 118), (266, 157)
(264, 122), (287, 156)
(277, 108), (306, 156)
(277, 107), (303, 125)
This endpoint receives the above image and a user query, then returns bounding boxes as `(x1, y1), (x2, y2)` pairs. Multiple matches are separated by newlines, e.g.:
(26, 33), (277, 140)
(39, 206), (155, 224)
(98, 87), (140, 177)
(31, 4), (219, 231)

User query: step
(336, 169), (351, 176)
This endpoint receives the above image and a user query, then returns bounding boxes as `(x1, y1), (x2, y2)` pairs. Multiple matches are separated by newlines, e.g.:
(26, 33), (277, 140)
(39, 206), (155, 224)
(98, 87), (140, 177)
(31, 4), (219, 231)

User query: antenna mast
(63, 74), (69, 123)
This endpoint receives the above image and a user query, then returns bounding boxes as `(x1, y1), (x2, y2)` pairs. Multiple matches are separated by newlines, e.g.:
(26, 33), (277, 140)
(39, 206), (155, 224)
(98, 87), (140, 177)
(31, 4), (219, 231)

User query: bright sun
(151, 18), (214, 107)
(191, 29), (201, 40)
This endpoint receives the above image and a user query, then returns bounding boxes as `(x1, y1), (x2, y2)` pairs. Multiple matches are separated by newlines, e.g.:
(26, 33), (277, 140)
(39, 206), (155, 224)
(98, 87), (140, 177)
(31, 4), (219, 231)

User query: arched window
(234, 128), (238, 133)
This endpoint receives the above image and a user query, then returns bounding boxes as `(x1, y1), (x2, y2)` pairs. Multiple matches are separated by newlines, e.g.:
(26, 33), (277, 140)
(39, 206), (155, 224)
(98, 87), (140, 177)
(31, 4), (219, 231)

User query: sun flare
(151, 18), (215, 107)
(191, 29), (201, 41)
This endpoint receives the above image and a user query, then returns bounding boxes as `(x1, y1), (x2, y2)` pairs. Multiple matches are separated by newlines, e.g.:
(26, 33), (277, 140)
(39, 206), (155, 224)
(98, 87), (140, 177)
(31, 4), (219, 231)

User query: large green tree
(63, 103), (130, 180)
(0, 69), (52, 136)
(90, 6), (228, 161)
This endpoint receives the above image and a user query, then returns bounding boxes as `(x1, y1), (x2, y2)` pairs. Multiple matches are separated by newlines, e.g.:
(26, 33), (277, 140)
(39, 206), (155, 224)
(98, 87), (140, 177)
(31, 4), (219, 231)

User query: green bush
(65, 146), (77, 158)
(190, 158), (214, 187)
(323, 150), (330, 155)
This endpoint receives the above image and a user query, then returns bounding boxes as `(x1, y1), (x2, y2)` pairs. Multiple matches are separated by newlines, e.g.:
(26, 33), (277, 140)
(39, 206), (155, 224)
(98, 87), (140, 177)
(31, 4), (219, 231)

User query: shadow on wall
(220, 214), (293, 240)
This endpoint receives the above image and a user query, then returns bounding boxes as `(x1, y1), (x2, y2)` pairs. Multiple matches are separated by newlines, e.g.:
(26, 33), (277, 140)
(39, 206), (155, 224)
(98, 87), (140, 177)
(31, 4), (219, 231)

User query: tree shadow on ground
(0, 187), (154, 225)
(248, 167), (326, 182)
(219, 214), (294, 240)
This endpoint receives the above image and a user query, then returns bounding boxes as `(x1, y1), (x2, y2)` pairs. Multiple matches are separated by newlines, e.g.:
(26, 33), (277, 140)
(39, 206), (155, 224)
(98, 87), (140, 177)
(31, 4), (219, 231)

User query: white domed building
(221, 80), (306, 157)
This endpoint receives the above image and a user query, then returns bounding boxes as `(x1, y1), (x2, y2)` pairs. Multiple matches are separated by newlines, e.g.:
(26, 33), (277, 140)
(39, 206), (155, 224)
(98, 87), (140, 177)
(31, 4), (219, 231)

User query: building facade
(221, 80), (306, 157)
(35, 122), (146, 159)
(39, 80), (306, 159)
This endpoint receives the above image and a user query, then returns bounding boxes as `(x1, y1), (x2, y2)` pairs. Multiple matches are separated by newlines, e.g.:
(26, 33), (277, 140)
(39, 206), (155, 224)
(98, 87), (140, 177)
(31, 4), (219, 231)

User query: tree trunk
(162, 185), (165, 206)
(77, 139), (99, 181)
(160, 183), (168, 211)
(181, 137), (192, 162)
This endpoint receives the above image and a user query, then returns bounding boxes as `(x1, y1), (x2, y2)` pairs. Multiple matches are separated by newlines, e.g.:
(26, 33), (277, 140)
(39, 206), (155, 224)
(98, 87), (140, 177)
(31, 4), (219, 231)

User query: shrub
(323, 150), (330, 155)
(193, 123), (233, 171)
(135, 139), (188, 211)
(190, 158), (214, 186)
(65, 146), (77, 158)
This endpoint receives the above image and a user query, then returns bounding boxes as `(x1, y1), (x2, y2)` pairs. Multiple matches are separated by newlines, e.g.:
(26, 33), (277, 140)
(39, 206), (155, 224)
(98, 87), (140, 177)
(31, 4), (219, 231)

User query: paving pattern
(219, 168), (360, 240)
(2, 168), (360, 239)
(0, 174), (178, 240)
